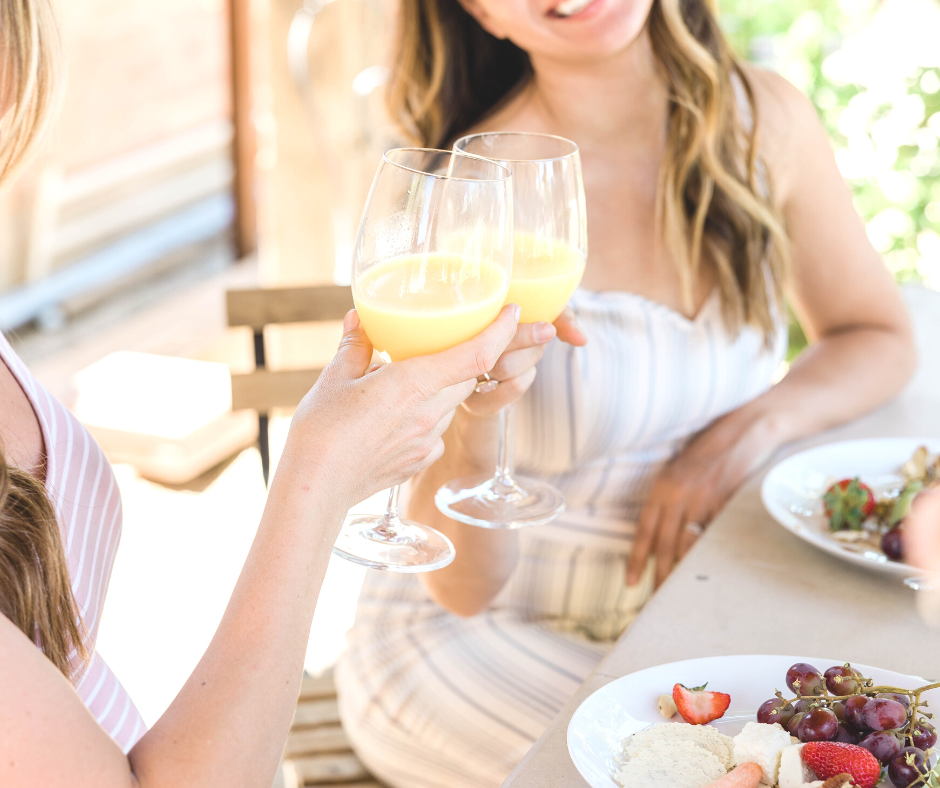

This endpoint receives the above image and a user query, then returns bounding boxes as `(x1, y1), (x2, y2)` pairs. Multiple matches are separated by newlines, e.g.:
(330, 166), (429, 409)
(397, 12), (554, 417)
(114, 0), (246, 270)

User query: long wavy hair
(0, 0), (62, 183)
(0, 449), (87, 679)
(387, 0), (790, 341)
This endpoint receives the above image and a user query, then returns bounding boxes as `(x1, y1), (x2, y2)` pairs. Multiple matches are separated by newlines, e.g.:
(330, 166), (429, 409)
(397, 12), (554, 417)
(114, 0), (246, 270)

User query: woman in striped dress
(335, 0), (916, 785)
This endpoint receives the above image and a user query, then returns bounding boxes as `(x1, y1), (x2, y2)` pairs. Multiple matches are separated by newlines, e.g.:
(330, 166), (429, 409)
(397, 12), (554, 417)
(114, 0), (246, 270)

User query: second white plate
(760, 437), (938, 578)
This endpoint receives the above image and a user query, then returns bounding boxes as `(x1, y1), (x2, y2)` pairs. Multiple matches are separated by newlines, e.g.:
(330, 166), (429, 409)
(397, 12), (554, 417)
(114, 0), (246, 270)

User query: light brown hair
(0, 449), (87, 679)
(387, 0), (790, 342)
(0, 0), (62, 183)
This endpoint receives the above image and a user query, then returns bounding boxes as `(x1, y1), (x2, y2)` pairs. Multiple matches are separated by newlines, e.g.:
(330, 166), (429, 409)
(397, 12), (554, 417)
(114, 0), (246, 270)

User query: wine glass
(435, 132), (587, 529)
(332, 148), (514, 571)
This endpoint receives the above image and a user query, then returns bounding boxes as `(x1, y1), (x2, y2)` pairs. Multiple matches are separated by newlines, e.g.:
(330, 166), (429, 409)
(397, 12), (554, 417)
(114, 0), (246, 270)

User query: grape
(876, 692), (911, 709)
(911, 721), (937, 750)
(834, 723), (859, 744)
(795, 698), (818, 713)
(757, 698), (795, 727)
(786, 663), (824, 696)
(888, 747), (928, 788)
(831, 700), (846, 722)
(861, 698), (908, 731)
(786, 712), (806, 736)
(881, 525), (905, 561)
(845, 695), (871, 731)
(797, 708), (840, 742)
(825, 665), (860, 696)
(858, 730), (902, 765)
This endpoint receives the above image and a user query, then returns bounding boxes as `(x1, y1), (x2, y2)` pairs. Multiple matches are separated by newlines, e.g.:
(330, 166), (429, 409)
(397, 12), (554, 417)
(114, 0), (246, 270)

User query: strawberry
(824, 478), (876, 531)
(672, 682), (731, 725)
(801, 741), (881, 788)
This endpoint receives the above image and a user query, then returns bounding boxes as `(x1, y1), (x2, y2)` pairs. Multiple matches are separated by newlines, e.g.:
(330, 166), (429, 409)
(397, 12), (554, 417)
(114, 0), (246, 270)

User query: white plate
(761, 437), (939, 578)
(567, 654), (939, 788)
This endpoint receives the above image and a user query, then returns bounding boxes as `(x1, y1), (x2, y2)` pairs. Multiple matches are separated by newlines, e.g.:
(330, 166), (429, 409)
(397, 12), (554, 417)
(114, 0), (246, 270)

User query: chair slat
(291, 753), (369, 784)
(293, 698), (341, 728)
(300, 671), (337, 701)
(231, 369), (323, 411)
(226, 285), (353, 329)
(285, 724), (349, 757)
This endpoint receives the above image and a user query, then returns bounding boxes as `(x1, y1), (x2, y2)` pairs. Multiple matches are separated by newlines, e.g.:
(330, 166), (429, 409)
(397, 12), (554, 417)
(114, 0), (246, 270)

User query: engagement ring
(684, 521), (705, 537)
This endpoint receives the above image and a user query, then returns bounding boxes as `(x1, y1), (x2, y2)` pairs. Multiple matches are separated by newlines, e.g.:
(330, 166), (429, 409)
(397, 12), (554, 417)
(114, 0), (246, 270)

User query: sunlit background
(0, 0), (936, 739)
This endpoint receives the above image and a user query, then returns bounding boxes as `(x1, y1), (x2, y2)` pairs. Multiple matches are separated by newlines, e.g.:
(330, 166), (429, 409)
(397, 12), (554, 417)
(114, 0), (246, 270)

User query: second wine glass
(435, 132), (588, 529)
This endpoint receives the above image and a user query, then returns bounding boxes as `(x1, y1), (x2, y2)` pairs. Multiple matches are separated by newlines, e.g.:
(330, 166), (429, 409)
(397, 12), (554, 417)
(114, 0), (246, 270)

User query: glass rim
(453, 131), (580, 163)
(382, 147), (513, 183)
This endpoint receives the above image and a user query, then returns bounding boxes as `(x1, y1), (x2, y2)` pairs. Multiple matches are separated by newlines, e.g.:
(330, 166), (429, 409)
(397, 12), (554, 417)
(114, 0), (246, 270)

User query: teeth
(554, 0), (592, 15)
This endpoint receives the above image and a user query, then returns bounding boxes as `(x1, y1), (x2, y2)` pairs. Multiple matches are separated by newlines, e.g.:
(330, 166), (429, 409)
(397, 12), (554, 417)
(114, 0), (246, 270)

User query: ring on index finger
(475, 372), (498, 394)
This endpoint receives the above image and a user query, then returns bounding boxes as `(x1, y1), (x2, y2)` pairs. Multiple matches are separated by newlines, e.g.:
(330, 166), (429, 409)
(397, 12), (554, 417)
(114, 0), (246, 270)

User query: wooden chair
(275, 668), (380, 788)
(226, 284), (354, 484)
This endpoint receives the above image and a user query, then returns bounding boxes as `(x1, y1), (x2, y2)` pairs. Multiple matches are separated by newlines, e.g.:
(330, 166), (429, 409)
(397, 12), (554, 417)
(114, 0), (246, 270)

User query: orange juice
(354, 253), (509, 361)
(506, 233), (585, 323)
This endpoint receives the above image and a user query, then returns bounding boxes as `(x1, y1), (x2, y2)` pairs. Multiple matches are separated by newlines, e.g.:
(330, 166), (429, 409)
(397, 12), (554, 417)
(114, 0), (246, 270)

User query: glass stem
(378, 485), (401, 537)
(495, 406), (515, 486)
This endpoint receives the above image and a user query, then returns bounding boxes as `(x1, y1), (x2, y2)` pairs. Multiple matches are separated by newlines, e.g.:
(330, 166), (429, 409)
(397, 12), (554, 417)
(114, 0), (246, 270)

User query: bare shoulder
(740, 64), (829, 203)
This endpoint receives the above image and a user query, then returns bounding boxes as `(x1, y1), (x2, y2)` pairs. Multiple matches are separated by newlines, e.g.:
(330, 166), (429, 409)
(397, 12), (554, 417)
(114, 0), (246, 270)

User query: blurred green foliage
(718, 0), (940, 358)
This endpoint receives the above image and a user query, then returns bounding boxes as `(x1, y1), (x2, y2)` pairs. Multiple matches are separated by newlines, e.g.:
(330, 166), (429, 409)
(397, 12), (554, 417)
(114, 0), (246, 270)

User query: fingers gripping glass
(333, 148), (514, 571)
(435, 132), (588, 530)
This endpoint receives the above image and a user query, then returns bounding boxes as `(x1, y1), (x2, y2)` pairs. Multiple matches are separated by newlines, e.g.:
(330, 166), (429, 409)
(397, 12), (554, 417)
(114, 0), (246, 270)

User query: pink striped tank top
(0, 332), (146, 752)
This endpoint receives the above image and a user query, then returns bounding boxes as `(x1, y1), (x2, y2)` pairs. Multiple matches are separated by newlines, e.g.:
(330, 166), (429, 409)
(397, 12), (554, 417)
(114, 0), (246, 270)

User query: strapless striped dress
(336, 287), (787, 788)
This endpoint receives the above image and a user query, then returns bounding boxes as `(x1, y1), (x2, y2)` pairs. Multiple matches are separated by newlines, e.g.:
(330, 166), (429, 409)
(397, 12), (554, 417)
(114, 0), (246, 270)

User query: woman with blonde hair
(335, 0), (917, 785)
(0, 0), (522, 783)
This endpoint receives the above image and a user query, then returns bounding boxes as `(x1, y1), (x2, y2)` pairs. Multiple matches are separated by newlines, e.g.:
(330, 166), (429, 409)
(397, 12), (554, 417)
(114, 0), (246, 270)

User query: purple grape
(911, 721), (937, 750)
(825, 665), (861, 696)
(881, 525), (905, 561)
(757, 698), (795, 727)
(834, 723), (859, 744)
(888, 747), (928, 788)
(786, 712), (806, 736)
(845, 695), (871, 731)
(861, 698), (908, 731)
(858, 730), (902, 765)
(786, 662), (825, 696)
(795, 698), (817, 713)
(876, 692), (911, 709)
(797, 708), (840, 742)
(831, 700), (847, 722)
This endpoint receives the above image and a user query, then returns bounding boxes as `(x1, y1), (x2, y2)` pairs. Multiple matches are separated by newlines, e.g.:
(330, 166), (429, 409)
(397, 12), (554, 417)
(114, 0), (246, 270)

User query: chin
(532, 0), (654, 61)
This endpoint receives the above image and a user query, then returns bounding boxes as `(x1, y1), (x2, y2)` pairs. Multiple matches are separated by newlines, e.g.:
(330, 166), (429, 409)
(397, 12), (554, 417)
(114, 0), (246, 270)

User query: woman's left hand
(626, 402), (783, 588)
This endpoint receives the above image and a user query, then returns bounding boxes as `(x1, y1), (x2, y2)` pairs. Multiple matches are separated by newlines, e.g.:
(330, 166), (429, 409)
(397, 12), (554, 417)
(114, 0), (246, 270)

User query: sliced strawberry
(801, 741), (881, 788)
(824, 478), (876, 531)
(672, 682), (731, 725)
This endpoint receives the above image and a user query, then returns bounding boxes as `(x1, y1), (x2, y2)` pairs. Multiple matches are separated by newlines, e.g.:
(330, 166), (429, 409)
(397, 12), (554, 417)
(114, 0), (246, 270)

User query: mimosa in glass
(436, 132), (588, 530)
(333, 147), (514, 571)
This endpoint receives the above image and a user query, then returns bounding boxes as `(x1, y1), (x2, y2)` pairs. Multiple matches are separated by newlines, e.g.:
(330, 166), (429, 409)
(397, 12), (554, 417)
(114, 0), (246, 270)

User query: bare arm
(414, 315), (586, 616)
(627, 70), (916, 587)
(0, 307), (519, 787)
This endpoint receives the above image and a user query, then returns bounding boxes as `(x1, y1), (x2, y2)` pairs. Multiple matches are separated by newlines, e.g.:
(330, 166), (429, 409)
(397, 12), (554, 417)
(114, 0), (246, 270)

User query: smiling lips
(550, 0), (597, 18)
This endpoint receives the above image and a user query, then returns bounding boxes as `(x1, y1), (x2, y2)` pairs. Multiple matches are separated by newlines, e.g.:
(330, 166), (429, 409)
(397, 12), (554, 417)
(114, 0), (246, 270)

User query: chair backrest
(225, 284), (354, 413)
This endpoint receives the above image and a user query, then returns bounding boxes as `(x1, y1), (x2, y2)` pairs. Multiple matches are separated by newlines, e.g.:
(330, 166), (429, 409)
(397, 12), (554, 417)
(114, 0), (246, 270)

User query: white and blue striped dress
(336, 287), (787, 788)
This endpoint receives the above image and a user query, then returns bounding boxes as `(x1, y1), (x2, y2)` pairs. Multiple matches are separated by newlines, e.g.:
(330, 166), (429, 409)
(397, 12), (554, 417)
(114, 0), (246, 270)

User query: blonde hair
(0, 0), (62, 184)
(387, 0), (790, 342)
(0, 448), (88, 679)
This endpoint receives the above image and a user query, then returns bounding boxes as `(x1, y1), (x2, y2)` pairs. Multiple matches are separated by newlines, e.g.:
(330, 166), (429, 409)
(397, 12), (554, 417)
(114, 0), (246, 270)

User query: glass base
(333, 513), (456, 572)
(435, 472), (565, 529)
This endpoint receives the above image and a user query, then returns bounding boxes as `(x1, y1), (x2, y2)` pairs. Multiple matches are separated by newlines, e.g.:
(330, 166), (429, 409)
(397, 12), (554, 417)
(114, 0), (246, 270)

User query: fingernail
(510, 304), (521, 323)
(343, 309), (360, 332)
(533, 322), (555, 343)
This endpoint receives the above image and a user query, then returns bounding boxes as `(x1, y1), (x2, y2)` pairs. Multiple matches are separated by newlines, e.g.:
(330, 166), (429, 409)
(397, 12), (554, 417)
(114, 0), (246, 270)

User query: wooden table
(502, 286), (940, 788)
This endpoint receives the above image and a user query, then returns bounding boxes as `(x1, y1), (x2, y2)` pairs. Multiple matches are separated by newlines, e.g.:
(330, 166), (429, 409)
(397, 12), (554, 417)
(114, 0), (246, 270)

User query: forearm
(756, 324), (916, 447)
(129, 456), (344, 787)
(411, 410), (519, 617)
